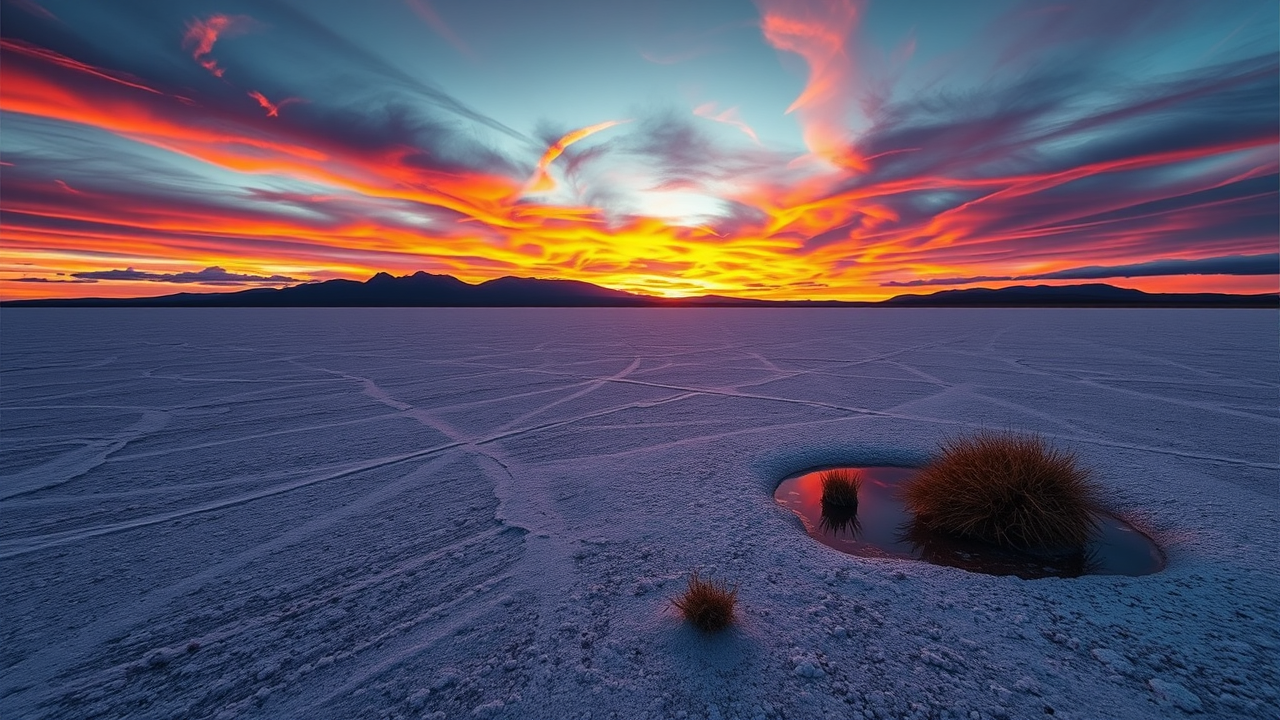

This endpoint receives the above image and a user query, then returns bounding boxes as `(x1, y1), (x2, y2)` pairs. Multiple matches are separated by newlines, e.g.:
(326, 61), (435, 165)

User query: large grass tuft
(903, 431), (1100, 550)
(819, 468), (862, 508)
(671, 571), (738, 633)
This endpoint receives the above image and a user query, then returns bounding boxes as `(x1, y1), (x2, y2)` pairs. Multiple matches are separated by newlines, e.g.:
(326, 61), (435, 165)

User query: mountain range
(3, 272), (1276, 308)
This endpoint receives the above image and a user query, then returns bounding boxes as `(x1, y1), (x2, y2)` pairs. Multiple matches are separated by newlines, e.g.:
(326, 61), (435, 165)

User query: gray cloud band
(882, 254), (1280, 287)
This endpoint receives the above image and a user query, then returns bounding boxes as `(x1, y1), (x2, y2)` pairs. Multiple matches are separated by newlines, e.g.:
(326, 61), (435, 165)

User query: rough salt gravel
(0, 308), (1276, 720)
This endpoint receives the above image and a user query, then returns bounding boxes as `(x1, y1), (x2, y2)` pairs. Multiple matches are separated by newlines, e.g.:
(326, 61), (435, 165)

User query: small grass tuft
(903, 431), (1100, 551)
(819, 468), (862, 508)
(671, 571), (738, 633)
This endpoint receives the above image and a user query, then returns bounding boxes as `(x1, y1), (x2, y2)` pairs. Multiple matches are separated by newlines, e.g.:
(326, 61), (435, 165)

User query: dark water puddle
(774, 466), (1164, 579)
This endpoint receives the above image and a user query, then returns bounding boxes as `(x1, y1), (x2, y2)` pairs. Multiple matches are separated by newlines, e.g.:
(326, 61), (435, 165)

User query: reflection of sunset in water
(777, 467), (916, 559)
(775, 466), (1164, 579)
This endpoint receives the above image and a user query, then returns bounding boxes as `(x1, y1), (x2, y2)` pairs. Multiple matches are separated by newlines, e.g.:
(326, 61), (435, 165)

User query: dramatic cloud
(72, 266), (297, 284)
(756, 0), (866, 167)
(526, 120), (629, 194)
(0, 0), (1275, 301)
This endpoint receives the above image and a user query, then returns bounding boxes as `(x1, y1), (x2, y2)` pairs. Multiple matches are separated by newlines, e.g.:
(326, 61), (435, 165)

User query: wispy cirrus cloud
(247, 90), (302, 118)
(6, 0), (56, 22)
(403, 0), (474, 59)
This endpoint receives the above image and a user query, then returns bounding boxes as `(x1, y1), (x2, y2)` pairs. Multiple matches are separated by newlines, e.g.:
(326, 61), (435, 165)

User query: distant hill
(3, 273), (1275, 308)
(882, 283), (1277, 308)
(1, 272), (654, 308)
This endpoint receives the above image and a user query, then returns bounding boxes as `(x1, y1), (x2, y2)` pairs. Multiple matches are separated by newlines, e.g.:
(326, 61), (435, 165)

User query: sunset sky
(2, 0), (1277, 301)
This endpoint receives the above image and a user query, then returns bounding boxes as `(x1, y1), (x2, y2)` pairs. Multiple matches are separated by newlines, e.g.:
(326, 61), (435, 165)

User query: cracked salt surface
(1, 308), (1276, 720)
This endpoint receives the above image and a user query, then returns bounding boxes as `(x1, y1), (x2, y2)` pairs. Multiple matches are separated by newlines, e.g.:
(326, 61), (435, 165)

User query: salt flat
(1, 308), (1276, 720)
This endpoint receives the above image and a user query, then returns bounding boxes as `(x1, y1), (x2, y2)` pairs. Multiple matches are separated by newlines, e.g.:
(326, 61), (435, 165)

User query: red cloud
(183, 14), (255, 78)
(0, 38), (166, 96)
(248, 90), (302, 118)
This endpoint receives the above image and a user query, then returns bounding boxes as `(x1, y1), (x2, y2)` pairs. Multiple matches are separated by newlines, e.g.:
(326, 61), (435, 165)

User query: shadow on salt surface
(775, 466), (1164, 579)
(658, 609), (757, 673)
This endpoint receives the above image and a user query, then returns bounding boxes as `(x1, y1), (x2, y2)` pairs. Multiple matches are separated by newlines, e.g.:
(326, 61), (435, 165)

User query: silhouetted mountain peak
(479, 275), (633, 296)
(3, 274), (1274, 308)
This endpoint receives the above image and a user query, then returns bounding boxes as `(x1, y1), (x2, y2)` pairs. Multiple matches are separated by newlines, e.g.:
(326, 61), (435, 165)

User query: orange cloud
(757, 0), (865, 169)
(2, 16), (1276, 304)
(525, 120), (627, 194)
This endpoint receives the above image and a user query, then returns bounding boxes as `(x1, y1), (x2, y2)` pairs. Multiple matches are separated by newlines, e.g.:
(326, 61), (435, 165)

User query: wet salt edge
(775, 466), (1165, 578)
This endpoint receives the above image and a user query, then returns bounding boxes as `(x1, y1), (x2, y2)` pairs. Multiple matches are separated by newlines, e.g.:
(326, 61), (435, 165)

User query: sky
(1, 0), (1277, 301)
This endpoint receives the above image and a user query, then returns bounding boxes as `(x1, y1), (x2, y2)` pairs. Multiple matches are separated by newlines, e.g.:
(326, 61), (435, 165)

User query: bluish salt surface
(2, 308), (1276, 719)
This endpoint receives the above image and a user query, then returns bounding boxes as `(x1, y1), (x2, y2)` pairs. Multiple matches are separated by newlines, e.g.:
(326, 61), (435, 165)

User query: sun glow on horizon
(1, 1), (1275, 302)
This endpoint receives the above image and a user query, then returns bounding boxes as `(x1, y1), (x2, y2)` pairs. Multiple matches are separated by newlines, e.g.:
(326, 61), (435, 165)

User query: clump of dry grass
(903, 431), (1100, 550)
(671, 571), (738, 633)
(819, 468), (862, 508)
